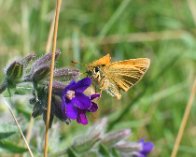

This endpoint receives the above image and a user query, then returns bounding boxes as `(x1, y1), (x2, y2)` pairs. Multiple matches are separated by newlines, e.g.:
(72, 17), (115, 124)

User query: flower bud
(31, 64), (50, 82)
(72, 133), (100, 153)
(101, 129), (131, 146)
(54, 68), (80, 81)
(6, 61), (23, 86)
(115, 139), (154, 157)
(20, 53), (36, 66)
(52, 81), (66, 94)
(114, 141), (141, 153)
(88, 118), (108, 138)
(71, 118), (108, 153)
(31, 50), (60, 73)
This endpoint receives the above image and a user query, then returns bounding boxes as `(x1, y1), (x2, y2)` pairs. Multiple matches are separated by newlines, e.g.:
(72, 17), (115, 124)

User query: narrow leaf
(98, 144), (111, 157)
(67, 147), (78, 157)
(0, 131), (15, 140)
(0, 141), (27, 153)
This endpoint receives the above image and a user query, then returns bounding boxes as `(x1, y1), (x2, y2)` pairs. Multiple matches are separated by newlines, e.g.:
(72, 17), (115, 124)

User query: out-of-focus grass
(0, 0), (196, 156)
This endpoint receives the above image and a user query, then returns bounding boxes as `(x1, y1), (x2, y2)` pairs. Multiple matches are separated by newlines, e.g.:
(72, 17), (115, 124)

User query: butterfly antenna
(71, 60), (86, 66)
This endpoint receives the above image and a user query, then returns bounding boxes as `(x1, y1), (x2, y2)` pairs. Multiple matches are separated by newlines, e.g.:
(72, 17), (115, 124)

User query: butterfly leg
(101, 79), (122, 99)
(95, 78), (109, 101)
(100, 78), (110, 91)
(98, 89), (103, 101)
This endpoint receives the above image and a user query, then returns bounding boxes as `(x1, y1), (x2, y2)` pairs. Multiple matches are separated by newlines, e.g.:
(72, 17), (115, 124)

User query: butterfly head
(86, 54), (111, 82)
(86, 65), (101, 82)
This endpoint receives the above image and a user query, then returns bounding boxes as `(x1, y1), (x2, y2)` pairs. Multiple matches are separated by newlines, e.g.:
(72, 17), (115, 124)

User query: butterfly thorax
(86, 64), (121, 99)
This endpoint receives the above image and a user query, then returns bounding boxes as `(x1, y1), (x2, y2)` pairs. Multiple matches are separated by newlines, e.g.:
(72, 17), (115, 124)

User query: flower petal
(70, 77), (91, 93)
(77, 111), (88, 125)
(72, 93), (91, 109)
(66, 103), (78, 119)
(62, 80), (76, 95)
(88, 102), (98, 112)
(139, 139), (154, 155)
(90, 93), (100, 100)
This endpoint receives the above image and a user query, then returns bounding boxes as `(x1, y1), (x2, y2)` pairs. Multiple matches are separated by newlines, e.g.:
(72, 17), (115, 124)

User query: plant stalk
(44, 0), (62, 157)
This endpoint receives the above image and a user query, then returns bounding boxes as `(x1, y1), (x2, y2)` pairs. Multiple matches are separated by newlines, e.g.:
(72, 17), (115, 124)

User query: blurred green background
(0, 0), (196, 156)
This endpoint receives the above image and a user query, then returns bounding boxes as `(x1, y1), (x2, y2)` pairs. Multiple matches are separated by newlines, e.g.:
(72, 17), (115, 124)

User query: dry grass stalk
(46, 15), (55, 53)
(187, 0), (196, 25)
(63, 29), (194, 48)
(4, 99), (34, 157)
(26, 117), (34, 143)
(171, 79), (196, 157)
(44, 0), (62, 157)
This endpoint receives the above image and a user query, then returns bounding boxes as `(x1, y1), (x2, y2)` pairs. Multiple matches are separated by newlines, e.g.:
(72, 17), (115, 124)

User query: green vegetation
(0, 0), (196, 156)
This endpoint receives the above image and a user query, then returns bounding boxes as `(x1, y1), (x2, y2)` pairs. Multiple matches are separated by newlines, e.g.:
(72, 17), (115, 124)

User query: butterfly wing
(104, 58), (150, 92)
(87, 53), (111, 68)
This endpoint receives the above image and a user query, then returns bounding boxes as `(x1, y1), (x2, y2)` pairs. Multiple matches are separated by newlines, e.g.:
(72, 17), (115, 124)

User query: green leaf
(0, 131), (15, 140)
(67, 147), (78, 157)
(16, 104), (31, 120)
(0, 141), (27, 153)
(0, 81), (7, 94)
(111, 148), (120, 157)
(98, 144), (111, 157)
(0, 123), (18, 133)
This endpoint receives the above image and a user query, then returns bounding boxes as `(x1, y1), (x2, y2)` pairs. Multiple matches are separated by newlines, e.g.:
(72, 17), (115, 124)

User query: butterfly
(86, 54), (150, 99)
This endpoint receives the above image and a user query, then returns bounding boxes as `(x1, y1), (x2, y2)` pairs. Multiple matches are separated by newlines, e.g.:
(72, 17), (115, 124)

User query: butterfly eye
(94, 67), (99, 73)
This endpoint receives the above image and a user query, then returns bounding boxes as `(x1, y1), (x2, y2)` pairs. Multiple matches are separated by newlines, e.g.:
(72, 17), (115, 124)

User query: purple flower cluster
(61, 77), (99, 125)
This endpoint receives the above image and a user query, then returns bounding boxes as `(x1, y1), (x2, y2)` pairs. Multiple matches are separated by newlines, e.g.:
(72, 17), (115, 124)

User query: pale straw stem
(44, 0), (62, 157)
(171, 79), (196, 157)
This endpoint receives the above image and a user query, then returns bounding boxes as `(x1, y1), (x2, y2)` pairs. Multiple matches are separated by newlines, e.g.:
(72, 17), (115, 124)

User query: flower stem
(44, 0), (62, 157)
(171, 78), (196, 157)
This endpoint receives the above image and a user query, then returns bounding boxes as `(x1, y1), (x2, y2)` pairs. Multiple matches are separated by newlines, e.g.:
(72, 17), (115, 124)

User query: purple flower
(138, 139), (154, 157)
(61, 77), (100, 125)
